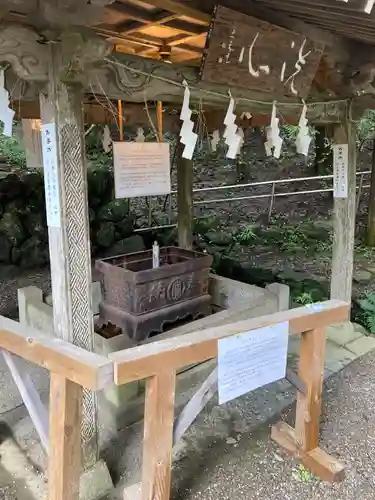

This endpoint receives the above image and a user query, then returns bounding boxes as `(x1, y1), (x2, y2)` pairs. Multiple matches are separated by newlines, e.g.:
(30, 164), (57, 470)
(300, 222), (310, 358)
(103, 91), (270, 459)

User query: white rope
(104, 56), (349, 110)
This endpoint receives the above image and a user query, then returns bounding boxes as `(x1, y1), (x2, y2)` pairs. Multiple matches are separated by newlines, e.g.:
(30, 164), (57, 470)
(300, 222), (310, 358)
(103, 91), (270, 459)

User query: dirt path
(173, 350), (375, 500)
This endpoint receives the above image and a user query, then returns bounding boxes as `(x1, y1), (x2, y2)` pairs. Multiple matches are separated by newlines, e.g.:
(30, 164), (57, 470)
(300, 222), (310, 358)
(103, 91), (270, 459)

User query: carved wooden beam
(0, 22), (373, 125)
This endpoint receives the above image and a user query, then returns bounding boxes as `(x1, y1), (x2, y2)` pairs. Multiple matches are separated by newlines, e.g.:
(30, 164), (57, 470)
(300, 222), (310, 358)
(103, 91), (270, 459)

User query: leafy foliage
(295, 292), (314, 305)
(0, 129), (26, 167)
(357, 109), (375, 150)
(232, 225), (257, 245)
(357, 293), (375, 334)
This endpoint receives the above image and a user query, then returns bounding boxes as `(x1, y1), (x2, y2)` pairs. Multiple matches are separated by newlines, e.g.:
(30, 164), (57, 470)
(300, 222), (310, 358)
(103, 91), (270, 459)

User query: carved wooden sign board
(199, 6), (325, 99)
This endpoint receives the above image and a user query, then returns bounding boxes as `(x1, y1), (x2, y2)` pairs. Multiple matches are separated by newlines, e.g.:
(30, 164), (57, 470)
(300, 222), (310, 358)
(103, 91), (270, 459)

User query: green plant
(292, 464), (318, 483)
(233, 225), (257, 245)
(0, 129), (26, 167)
(280, 226), (308, 253)
(357, 109), (375, 150)
(358, 293), (375, 333)
(316, 240), (332, 253)
(356, 244), (375, 260)
(295, 292), (314, 305)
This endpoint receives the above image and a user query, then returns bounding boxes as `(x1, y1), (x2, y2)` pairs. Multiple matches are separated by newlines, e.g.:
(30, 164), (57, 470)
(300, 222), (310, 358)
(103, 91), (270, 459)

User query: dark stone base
(98, 294), (212, 342)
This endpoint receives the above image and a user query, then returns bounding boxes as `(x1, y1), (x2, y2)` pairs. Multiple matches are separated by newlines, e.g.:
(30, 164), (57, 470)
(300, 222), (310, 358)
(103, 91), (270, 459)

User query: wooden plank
(271, 421), (345, 482)
(49, 373), (82, 500)
(173, 368), (217, 446)
(140, 0), (211, 23)
(177, 141), (194, 249)
(330, 119), (356, 302)
(2, 350), (49, 453)
(295, 328), (326, 451)
(142, 371), (176, 500)
(0, 315), (113, 390)
(111, 300), (349, 385)
(199, 5), (324, 99)
(40, 41), (99, 466)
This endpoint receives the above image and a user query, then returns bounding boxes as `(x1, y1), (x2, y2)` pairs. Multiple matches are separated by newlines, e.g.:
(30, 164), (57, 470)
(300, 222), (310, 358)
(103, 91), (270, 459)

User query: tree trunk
(366, 140), (375, 246)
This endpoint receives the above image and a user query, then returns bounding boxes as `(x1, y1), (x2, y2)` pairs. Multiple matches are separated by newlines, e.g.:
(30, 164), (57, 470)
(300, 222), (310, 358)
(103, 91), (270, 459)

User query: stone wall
(0, 168), (149, 269)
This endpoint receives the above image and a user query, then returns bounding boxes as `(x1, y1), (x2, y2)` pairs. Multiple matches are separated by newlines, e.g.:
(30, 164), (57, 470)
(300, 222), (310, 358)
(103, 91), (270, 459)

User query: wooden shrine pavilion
(0, 1), (373, 499)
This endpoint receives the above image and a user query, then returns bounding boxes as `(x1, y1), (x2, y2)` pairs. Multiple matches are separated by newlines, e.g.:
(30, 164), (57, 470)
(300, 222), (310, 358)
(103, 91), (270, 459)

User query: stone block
(80, 459), (113, 500)
(324, 341), (357, 374)
(326, 322), (363, 346)
(345, 336), (375, 356)
(91, 281), (102, 316)
(266, 282), (290, 311)
(123, 482), (141, 500)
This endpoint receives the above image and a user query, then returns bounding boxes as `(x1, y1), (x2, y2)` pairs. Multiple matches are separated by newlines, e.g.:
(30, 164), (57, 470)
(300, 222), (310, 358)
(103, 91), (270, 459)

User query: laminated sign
(218, 322), (289, 405)
(41, 123), (61, 228)
(113, 142), (171, 198)
(333, 144), (348, 198)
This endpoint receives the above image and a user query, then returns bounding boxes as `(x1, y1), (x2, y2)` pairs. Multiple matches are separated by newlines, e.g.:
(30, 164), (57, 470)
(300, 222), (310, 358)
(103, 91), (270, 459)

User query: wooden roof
(5, 1), (375, 65)
(4, 0), (375, 124)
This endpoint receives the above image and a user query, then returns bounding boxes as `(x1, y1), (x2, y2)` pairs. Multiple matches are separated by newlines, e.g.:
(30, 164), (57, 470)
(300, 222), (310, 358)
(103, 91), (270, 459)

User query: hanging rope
(104, 56), (349, 110)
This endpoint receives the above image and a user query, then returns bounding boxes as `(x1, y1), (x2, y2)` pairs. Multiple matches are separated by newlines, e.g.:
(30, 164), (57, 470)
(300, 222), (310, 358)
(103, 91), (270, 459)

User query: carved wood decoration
(200, 6), (325, 99)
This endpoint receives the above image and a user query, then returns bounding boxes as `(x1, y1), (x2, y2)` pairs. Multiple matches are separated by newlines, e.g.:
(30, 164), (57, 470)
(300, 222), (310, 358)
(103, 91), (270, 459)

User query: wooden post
(118, 100), (124, 141)
(157, 101), (163, 142)
(366, 139), (375, 246)
(49, 373), (82, 500)
(39, 43), (98, 467)
(177, 141), (193, 249)
(271, 327), (345, 482)
(141, 371), (176, 500)
(330, 119), (356, 303)
(295, 327), (326, 451)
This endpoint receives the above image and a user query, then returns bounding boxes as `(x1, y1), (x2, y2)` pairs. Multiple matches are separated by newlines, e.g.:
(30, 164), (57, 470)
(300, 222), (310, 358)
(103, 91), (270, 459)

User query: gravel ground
(0, 267), (51, 320)
(171, 350), (375, 500)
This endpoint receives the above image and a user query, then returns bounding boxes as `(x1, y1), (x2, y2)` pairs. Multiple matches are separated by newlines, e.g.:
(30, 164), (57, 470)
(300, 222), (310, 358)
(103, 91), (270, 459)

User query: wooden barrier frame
(110, 300), (349, 500)
(0, 315), (114, 500)
(0, 300), (349, 500)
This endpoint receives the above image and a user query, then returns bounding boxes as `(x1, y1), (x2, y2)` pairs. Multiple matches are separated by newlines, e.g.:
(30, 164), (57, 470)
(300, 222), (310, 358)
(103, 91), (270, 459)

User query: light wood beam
(141, 371), (176, 500)
(49, 374), (82, 500)
(0, 315), (114, 391)
(107, 1), (156, 23)
(117, 12), (178, 34)
(141, 0), (211, 23)
(330, 120), (357, 303)
(110, 300), (349, 385)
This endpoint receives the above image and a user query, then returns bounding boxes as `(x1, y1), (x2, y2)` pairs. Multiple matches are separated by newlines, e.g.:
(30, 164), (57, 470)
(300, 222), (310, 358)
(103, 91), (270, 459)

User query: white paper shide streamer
(102, 125), (112, 152)
(135, 127), (145, 142)
(264, 102), (282, 159)
(152, 240), (160, 268)
(0, 69), (14, 137)
(210, 129), (220, 152)
(179, 81), (198, 160)
(223, 97), (242, 159)
(295, 103), (311, 156)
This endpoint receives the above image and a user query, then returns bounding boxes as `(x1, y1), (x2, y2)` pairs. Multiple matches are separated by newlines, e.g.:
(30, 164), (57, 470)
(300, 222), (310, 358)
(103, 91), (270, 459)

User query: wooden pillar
(49, 374), (82, 500)
(366, 139), (375, 246)
(39, 43), (98, 467)
(141, 371), (176, 500)
(330, 120), (356, 303)
(177, 141), (193, 249)
(21, 118), (43, 169)
(295, 327), (326, 451)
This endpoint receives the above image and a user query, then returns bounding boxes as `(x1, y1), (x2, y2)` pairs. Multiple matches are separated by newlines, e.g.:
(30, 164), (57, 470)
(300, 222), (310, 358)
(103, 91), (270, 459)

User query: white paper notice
(41, 123), (61, 228)
(333, 144), (348, 198)
(218, 322), (289, 405)
(113, 142), (171, 198)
